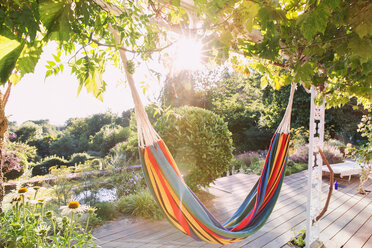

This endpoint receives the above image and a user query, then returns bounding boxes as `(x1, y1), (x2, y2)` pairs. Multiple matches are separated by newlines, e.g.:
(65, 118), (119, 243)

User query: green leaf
(39, 0), (72, 42)
(53, 54), (61, 63)
(355, 23), (372, 38)
(45, 70), (53, 78)
(16, 43), (43, 76)
(299, 3), (331, 40)
(0, 35), (25, 84)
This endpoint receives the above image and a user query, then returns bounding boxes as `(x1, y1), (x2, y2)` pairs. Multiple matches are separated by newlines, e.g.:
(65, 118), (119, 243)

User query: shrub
(50, 134), (80, 158)
(290, 126), (309, 149)
(2, 151), (23, 180)
(246, 159), (266, 175)
(28, 136), (57, 158)
(110, 132), (139, 164)
(15, 121), (42, 143)
(94, 202), (118, 221)
(5, 141), (37, 168)
(289, 144), (344, 164)
(227, 158), (246, 175)
(236, 152), (260, 167)
(285, 160), (308, 176)
(326, 139), (346, 154)
(32, 156), (69, 177)
(109, 171), (144, 198)
(117, 190), (163, 220)
(155, 106), (233, 191)
(68, 152), (92, 166)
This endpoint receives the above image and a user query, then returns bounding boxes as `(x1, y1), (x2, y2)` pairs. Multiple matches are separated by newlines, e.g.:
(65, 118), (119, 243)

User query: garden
(0, 0), (371, 247)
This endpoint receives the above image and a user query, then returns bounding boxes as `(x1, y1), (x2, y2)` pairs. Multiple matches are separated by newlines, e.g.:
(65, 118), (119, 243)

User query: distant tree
(15, 121), (42, 143)
(29, 119), (60, 137)
(117, 109), (133, 127)
(89, 124), (130, 156)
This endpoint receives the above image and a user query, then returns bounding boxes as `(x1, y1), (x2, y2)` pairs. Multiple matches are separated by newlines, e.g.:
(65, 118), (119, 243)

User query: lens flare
(173, 38), (203, 71)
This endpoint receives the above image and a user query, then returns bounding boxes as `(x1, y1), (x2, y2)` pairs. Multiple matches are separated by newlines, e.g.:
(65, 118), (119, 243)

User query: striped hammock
(111, 28), (296, 244)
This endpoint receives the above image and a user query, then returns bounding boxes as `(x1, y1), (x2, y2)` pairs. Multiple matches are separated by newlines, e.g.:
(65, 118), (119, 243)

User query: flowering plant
(346, 115), (371, 194)
(0, 186), (97, 247)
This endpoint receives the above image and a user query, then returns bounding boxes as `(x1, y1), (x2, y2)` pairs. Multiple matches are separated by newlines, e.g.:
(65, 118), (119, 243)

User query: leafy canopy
(0, 0), (371, 108)
(191, 0), (371, 107)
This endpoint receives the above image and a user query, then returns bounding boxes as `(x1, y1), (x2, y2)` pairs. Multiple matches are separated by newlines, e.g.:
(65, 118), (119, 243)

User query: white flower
(34, 223), (50, 237)
(60, 201), (89, 215)
(30, 197), (51, 205)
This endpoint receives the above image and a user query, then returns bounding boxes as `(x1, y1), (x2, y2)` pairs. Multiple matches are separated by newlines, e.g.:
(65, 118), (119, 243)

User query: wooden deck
(93, 171), (372, 248)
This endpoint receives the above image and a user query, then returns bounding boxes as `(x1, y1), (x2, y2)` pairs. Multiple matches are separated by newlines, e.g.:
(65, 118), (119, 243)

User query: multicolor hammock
(111, 29), (296, 244)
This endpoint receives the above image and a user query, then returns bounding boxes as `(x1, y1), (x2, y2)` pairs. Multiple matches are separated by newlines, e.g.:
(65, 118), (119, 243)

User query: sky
(4, 44), (163, 126)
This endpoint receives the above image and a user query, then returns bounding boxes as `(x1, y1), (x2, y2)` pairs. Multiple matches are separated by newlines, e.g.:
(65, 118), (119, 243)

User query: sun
(173, 37), (203, 72)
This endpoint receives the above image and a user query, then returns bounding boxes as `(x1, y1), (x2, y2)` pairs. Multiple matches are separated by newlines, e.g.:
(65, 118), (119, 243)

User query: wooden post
(306, 86), (325, 248)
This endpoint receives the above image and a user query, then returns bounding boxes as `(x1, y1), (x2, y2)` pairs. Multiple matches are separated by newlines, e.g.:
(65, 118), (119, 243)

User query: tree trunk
(0, 91), (9, 213)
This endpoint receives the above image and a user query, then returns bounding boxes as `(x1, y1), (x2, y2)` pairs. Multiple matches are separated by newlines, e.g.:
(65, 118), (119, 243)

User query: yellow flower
(18, 188), (28, 194)
(68, 201), (79, 209)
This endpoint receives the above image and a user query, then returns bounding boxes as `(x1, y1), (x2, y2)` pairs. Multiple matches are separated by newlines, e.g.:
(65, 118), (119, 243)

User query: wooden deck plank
(362, 234), (372, 248)
(343, 215), (372, 248)
(251, 179), (365, 248)
(321, 197), (372, 247)
(225, 177), (357, 248)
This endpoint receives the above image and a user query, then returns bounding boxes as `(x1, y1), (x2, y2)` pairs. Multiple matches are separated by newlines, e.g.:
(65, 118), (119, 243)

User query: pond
(75, 187), (117, 203)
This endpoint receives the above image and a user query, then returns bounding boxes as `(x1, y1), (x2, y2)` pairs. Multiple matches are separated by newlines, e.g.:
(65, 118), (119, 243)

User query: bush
(32, 156), (69, 176)
(289, 144), (344, 164)
(94, 202), (118, 221)
(109, 171), (144, 198)
(290, 126), (309, 149)
(227, 158), (246, 175)
(236, 151), (260, 167)
(2, 151), (23, 180)
(117, 190), (163, 220)
(155, 106), (233, 191)
(68, 152), (92, 166)
(326, 139), (346, 154)
(285, 160), (308, 176)
(15, 121), (42, 143)
(5, 141), (37, 168)
(246, 159), (266, 175)
(109, 131), (139, 164)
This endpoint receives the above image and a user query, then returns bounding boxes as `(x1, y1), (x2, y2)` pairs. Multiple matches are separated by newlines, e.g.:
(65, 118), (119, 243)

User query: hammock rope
(111, 28), (296, 244)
